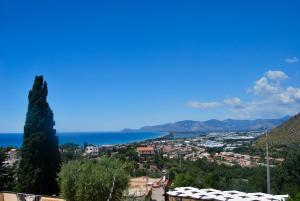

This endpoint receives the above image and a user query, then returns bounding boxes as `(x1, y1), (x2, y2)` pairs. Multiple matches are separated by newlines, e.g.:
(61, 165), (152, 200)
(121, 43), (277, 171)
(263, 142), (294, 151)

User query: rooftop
(167, 187), (289, 201)
(136, 147), (154, 152)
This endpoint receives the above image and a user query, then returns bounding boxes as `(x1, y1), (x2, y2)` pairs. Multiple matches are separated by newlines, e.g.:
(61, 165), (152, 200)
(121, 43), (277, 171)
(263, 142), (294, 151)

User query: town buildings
(131, 131), (284, 168)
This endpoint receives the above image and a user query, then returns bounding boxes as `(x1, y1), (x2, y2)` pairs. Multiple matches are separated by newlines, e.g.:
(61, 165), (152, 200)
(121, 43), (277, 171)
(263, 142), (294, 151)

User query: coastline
(126, 131), (171, 145)
(0, 131), (170, 148)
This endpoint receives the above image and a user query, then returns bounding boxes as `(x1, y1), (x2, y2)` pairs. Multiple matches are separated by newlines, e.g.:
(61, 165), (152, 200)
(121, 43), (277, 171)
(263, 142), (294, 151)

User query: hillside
(123, 116), (289, 132)
(256, 113), (300, 146)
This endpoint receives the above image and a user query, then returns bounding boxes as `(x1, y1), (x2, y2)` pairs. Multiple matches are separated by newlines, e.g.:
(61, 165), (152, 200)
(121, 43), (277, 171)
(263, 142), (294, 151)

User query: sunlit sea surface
(0, 132), (166, 147)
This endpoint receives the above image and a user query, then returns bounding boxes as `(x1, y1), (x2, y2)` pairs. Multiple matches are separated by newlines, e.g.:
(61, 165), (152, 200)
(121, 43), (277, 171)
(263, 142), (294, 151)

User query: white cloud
(265, 70), (288, 80)
(286, 57), (299, 64)
(187, 101), (221, 109)
(230, 100), (299, 119)
(252, 77), (279, 95)
(223, 97), (244, 108)
(188, 97), (244, 110)
(238, 70), (300, 118)
(252, 70), (288, 96)
(188, 70), (300, 119)
(279, 87), (300, 104)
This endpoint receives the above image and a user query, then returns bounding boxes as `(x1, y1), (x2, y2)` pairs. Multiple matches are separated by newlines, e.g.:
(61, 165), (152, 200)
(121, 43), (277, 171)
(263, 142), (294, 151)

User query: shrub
(59, 158), (129, 201)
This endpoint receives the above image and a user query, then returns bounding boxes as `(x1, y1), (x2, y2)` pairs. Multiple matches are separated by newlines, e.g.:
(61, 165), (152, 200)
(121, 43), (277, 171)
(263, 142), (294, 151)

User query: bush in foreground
(59, 158), (129, 201)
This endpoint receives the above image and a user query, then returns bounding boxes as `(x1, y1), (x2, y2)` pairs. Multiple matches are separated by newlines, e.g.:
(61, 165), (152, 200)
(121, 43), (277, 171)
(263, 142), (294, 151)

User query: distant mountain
(256, 113), (300, 146)
(122, 116), (290, 132)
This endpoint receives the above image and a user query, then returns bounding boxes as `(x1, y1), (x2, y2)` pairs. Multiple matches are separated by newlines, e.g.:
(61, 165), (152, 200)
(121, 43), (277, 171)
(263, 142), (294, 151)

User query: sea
(0, 131), (166, 148)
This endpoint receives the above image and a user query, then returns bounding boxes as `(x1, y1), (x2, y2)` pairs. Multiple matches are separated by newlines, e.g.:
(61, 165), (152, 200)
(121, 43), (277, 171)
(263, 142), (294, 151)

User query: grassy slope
(256, 113), (300, 147)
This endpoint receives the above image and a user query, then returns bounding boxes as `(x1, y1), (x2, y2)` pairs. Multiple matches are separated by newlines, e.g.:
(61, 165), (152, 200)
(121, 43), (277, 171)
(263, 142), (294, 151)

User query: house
(136, 147), (154, 157)
(85, 146), (99, 156)
(99, 145), (114, 151)
(4, 149), (19, 166)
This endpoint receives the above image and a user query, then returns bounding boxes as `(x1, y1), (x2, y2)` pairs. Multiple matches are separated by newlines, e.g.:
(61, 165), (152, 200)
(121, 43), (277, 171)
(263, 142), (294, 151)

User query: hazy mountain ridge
(123, 116), (290, 132)
(256, 113), (300, 146)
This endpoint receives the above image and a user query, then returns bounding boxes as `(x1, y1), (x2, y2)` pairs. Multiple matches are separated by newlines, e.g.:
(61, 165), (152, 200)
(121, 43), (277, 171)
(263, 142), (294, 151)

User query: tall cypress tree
(17, 76), (60, 195)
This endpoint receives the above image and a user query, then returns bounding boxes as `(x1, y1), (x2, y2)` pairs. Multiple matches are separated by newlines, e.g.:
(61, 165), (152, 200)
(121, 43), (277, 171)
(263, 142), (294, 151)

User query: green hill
(256, 113), (300, 147)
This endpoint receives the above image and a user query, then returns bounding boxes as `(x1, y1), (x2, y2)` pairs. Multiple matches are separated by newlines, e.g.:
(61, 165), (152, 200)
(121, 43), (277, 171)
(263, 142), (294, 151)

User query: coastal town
(2, 130), (289, 201)
(5, 131), (280, 167)
(77, 131), (283, 168)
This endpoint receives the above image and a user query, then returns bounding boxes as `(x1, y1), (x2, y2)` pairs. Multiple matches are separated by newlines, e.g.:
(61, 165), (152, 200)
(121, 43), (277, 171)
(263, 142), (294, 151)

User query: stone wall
(0, 193), (17, 201)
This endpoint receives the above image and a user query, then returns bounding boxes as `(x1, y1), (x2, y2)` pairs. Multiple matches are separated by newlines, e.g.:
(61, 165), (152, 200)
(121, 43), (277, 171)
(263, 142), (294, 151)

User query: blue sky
(0, 0), (300, 132)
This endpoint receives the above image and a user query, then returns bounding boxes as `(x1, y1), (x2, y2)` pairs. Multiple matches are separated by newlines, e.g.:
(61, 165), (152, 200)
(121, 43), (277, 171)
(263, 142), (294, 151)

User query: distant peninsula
(122, 116), (290, 133)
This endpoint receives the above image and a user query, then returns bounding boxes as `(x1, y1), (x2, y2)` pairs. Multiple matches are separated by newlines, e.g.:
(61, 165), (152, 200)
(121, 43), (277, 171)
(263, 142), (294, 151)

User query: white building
(85, 146), (99, 155)
(4, 149), (18, 166)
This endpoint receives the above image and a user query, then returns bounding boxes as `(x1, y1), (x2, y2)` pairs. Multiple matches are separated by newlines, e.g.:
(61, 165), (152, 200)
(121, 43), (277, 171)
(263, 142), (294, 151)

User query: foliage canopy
(59, 158), (130, 201)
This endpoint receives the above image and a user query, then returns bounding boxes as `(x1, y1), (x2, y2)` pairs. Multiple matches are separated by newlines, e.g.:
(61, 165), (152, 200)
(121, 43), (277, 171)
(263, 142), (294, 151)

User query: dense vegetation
(291, 193), (300, 201)
(169, 159), (267, 192)
(60, 143), (83, 162)
(169, 147), (300, 197)
(257, 113), (300, 147)
(114, 146), (164, 178)
(272, 147), (300, 197)
(17, 76), (61, 195)
(59, 158), (130, 201)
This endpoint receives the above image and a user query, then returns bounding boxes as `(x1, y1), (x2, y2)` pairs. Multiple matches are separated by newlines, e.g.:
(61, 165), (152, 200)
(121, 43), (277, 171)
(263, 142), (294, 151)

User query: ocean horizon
(0, 131), (166, 148)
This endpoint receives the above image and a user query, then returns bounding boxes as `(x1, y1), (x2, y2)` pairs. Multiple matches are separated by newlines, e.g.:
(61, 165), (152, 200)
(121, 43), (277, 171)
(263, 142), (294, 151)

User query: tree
(291, 192), (300, 201)
(17, 76), (60, 195)
(0, 148), (8, 190)
(172, 173), (195, 188)
(59, 158), (130, 201)
(273, 148), (300, 197)
(60, 143), (82, 163)
(0, 147), (16, 191)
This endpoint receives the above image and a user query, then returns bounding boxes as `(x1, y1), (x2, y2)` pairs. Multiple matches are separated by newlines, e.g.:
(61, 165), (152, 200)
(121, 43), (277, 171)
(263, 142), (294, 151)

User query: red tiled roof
(137, 147), (154, 152)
